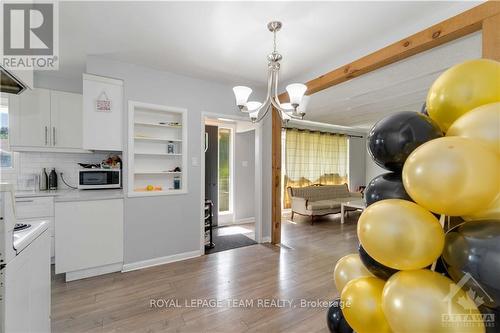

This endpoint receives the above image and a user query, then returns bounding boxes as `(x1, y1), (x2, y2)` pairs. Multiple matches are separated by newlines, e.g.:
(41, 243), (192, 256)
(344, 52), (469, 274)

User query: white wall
(234, 130), (255, 221)
(86, 56), (269, 265)
(348, 137), (366, 191)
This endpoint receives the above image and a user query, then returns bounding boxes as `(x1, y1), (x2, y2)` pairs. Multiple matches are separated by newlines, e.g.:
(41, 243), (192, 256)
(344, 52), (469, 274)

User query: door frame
(200, 112), (263, 254)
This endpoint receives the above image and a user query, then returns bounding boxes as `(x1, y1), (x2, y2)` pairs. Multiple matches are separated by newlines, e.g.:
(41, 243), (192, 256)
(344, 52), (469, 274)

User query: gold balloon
(447, 102), (500, 155)
(463, 193), (500, 221)
(334, 254), (373, 293)
(427, 59), (500, 132)
(357, 199), (444, 270)
(341, 277), (391, 333)
(382, 269), (484, 333)
(402, 137), (500, 216)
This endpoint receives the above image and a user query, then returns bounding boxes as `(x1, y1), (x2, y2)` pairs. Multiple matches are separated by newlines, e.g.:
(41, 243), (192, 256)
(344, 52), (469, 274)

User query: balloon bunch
(328, 59), (500, 333)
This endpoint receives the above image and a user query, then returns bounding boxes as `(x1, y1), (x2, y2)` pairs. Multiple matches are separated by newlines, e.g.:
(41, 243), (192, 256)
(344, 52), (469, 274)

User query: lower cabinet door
(55, 199), (123, 274)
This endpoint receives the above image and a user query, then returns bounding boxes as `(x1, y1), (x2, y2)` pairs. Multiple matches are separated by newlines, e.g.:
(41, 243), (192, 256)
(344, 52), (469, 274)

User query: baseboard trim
(218, 217), (255, 227)
(65, 262), (123, 282)
(121, 250), (201, 272)
(261, 236), (271, 243)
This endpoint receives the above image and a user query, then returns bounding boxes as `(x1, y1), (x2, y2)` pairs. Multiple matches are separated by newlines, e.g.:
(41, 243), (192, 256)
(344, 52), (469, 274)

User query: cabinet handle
(45, 126), (48, 145)
(15, 199), (34, 203)
(52, 127), (56, 146)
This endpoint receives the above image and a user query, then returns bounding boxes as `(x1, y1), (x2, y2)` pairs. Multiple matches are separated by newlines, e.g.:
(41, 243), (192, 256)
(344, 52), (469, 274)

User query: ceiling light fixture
(232, 21), (308, 123)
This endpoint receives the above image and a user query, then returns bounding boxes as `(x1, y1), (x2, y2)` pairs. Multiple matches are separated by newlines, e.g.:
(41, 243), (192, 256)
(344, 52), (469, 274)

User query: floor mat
(205, 232), (257, 254)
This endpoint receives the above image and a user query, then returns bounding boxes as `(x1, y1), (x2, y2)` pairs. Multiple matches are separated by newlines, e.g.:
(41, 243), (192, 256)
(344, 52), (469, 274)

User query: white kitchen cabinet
(9, 88), (51, 148)
(55, 199), (123, 280)
(9, 88), (86, 152)
(83, 74), (124, 151)
(50, 90), (83, 149)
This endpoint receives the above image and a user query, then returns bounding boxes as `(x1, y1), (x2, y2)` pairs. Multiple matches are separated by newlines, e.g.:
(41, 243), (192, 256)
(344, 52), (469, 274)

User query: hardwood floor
(52, 212), (361, 332)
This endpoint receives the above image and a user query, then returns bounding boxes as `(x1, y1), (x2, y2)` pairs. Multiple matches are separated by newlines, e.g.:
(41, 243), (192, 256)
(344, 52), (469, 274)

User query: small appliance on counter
(77, 154), (122, 190)
(78, 168), (121, 190)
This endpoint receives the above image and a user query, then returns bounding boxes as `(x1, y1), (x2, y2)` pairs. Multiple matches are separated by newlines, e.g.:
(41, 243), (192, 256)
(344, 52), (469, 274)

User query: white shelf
(134, 137), (182, 142)
(134, 152), (182, 156)
(134, 121), (182, 128)
(128, 189), (187, 197)
(134, 171), (182, 174)
(128, 101), (187, 197)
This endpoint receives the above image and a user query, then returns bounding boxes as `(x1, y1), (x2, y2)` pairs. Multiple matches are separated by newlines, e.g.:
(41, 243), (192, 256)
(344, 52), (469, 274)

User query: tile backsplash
(3, 152), (113, 190)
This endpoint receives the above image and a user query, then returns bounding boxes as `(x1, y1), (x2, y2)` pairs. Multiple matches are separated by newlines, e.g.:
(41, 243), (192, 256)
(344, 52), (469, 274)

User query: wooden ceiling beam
(278, 1), (500, 100)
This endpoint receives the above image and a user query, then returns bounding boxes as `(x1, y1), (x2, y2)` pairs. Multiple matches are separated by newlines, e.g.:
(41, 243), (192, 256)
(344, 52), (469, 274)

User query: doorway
(202, 115), (261, 254)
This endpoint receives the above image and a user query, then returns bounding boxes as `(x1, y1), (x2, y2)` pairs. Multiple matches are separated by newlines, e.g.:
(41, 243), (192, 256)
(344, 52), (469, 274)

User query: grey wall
(234, 130), (255, 221)
(34, 73), (83, 94)
(86, 56), (270, 264)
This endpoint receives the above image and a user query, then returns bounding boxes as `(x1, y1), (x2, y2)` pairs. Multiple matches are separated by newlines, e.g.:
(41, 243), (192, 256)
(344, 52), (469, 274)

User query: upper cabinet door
(50, 91), (83, 149)
(9, 88), (51, 148)
(83, 74), (123, 151)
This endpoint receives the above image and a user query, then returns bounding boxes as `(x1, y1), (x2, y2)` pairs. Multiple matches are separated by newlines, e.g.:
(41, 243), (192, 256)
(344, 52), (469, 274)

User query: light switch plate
(191, 157), (199, 166)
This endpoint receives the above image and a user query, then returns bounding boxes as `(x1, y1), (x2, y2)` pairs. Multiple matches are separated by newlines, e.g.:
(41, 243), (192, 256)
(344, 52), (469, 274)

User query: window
(218, 127), (232, 213)
(0, 95), (13, 169)
(282, 128), (349, 208)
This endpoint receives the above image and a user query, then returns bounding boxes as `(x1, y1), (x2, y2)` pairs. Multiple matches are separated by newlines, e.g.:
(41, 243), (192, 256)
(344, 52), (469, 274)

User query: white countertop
(15, 189), (124, 202)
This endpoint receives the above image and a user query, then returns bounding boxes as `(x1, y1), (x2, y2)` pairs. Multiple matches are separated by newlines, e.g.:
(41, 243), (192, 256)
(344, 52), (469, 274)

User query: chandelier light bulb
(286, 83), (307, 107)
(246, 101), (262, 111)
(232, 86), (252, 108)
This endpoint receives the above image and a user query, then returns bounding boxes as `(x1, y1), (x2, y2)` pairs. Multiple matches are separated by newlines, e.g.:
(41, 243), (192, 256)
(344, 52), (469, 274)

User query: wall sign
(95, 91), (112, 112)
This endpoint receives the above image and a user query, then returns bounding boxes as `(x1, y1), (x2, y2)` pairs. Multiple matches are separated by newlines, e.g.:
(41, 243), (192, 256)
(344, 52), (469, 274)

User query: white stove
(0, 183), (51, 333)
(13, 220), (49, 254)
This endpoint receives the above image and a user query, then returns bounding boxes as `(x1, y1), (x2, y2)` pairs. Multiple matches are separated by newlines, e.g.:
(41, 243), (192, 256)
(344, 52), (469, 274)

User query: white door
(50, 90), (83, 149)
(9, 89), (51, 148)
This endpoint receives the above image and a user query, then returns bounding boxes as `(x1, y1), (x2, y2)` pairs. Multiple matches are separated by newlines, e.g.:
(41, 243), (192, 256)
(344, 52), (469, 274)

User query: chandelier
(232, 21), (309, 123)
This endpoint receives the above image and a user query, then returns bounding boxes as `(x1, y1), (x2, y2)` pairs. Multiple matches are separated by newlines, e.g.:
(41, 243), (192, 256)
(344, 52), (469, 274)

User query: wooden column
(482, 13), (500, 61)
(271, 107), (281, 244)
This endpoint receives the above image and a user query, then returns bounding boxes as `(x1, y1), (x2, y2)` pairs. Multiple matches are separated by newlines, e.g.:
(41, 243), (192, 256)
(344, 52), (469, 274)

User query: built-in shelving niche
(128, 101), (187, 197)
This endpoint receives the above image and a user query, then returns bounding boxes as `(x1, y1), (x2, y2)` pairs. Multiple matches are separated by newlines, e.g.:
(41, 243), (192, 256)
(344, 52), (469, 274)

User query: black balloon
(326, 298), (353, 333)
(367, 111), (443, 171)
(479, 306), (500, 333)
(358, 245), (398, 280)
(442, 220), (500, 309)
(364, 172), (412, 206)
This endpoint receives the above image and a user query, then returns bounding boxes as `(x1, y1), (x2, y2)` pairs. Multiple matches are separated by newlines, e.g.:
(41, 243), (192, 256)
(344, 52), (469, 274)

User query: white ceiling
(52, 1), (481, 88)
(305, 32), (482, 129)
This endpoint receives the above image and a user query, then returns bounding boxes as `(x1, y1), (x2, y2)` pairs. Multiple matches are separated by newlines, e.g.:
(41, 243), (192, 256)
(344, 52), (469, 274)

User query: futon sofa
(287, 184), (362, 224)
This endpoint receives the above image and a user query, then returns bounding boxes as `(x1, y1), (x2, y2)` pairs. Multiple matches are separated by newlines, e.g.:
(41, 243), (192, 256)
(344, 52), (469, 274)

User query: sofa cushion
(291, 184), (350, 201)
(307, 200), (341, 210)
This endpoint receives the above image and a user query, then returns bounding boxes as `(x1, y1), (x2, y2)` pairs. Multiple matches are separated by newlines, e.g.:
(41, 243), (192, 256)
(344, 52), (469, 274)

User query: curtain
(283, 128), (348, 208)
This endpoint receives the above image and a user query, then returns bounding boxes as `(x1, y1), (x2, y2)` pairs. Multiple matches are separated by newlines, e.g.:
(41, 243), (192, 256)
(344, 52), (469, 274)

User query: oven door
(78, 170), (121, 189)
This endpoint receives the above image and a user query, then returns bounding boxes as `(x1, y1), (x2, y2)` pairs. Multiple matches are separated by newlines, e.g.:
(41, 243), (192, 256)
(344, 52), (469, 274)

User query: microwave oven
(78, 168), (121, 189)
